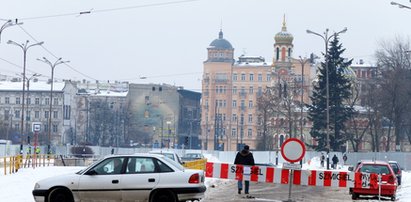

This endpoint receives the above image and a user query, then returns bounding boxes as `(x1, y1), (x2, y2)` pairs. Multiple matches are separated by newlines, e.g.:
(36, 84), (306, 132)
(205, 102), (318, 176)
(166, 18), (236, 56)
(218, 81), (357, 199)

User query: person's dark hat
(244, 145), (250, 151)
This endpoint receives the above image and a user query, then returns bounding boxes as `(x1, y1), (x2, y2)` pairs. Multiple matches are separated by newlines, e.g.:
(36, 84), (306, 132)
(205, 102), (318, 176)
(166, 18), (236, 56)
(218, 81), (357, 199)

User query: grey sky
(0, 0), (409, 92)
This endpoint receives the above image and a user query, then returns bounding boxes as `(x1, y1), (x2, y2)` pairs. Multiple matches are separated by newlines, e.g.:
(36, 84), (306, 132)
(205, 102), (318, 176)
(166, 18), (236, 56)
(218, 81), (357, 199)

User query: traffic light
(184, 137), (189, 145)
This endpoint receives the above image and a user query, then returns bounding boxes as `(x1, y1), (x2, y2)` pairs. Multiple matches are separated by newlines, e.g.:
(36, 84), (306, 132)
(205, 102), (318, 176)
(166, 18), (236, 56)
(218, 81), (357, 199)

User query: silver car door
(77, 157), (125, 201)
(121, 157), (160, 202)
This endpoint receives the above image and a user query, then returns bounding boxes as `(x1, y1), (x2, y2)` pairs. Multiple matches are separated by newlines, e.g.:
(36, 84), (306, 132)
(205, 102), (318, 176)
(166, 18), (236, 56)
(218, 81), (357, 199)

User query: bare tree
(375, 36), (411, 151)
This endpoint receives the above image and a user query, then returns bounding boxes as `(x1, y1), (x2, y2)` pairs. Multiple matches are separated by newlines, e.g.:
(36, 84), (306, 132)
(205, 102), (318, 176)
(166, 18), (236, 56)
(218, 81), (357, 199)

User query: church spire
(282, 14), (287, 32)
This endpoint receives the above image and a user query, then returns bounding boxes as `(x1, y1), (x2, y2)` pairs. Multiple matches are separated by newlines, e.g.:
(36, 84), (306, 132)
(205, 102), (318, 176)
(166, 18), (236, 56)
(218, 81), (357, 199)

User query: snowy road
(203, 180), (354, 202)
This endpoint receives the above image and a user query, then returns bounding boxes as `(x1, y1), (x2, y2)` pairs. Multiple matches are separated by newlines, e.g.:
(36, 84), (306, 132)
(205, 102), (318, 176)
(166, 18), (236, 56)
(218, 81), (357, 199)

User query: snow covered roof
(0, 81), (65, 92)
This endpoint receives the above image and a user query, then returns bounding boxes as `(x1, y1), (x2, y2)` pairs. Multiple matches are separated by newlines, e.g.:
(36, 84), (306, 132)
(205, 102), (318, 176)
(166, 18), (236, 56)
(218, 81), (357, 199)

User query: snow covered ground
(1, 154), (410, 202)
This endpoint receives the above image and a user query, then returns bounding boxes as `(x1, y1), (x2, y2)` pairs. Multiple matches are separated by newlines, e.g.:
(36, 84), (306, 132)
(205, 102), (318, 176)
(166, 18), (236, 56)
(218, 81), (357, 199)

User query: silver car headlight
(34, 183), (40, 189)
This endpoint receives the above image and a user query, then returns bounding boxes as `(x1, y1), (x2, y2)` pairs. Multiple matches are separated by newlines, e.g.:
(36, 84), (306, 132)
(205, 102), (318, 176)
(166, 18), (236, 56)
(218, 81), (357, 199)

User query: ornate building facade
(200, 18), (315, 151)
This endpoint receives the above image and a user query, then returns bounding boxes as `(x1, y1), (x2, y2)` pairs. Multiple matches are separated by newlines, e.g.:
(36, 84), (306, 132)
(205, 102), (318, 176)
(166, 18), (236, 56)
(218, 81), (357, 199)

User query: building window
(233, 73), (238, 81)
(232, 114), (237, 122)
(232, 100), (237, 107)
(231, 128), (237, 137)
(249, 86), (253, 94)
(35, 111), (40, 119)
(258, 87), (263, 96)
(53, 124), (58, 133)
(267, 74), (271, 81)
(16, 97), (20, 104)
(248, 100), (253, 108)
(249, 74), (254, 81)
(4, 110), (10, 120)
(27, 98), (31, 105)
(223, 100), (226, 107)
(15, 110), (20, 119)
(44, 124), (48, 132)
(45, 98), (50, 105)
(215, 86), (219, 93)
(240, 86), (246, 95)
(44, 111), (49, 119)
(64, 105), (71, 120)
(276, 47), (280, 60)
(241, 73), (246, 81)
(35, 98), (40, 105)
(248, 128), (252, 137)
(53, 111), (58, 119)
(14, 124), (20, 130)
(232, 86), (237, 94)
(258, 74), (262, 81)
(240, 114), (244, 124)
(54, 98), (58, 105)
(5, 97), (10, 104)
(241, 100), (245, 108)
(26, 110), (31, 121)
(248, 114), (252, 123)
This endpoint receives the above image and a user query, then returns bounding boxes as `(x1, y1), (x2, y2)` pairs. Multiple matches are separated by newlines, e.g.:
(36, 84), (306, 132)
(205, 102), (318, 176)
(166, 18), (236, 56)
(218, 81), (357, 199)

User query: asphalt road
(201, 180), (396, 202)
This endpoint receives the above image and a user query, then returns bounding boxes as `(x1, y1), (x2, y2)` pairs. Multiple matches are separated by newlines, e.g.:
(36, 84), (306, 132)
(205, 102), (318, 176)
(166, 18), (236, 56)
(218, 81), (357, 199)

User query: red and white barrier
(206, 162), (376, 188)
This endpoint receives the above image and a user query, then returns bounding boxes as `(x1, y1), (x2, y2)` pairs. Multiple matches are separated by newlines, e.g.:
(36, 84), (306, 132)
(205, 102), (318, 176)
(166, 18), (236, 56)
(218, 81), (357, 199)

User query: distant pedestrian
(343, 153), (347, 165)
(35, 147), (41, 155)
(320, 153), (325, 167)
(234, 145), (255, 195)
(332, 154), (339, 169)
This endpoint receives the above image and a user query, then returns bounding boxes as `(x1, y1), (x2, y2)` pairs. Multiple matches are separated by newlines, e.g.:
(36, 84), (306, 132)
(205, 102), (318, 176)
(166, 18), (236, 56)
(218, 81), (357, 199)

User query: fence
(1, 144), (410, 170)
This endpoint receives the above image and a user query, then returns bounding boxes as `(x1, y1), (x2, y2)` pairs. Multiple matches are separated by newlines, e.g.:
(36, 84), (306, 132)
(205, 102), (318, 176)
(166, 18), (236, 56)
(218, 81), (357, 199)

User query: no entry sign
(281, 138), (306, 163)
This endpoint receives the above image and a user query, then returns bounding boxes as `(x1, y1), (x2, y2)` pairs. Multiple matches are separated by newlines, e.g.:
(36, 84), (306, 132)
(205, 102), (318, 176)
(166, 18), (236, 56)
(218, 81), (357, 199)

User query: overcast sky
(0, 0), (410, 92)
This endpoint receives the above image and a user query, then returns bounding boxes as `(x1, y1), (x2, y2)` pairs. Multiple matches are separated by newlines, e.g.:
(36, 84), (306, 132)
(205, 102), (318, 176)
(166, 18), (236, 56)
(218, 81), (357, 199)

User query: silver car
(32, 153), (206, 202)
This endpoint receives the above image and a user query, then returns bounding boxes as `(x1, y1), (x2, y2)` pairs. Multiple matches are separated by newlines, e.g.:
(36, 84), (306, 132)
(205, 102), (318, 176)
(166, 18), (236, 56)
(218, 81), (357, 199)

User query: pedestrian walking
(332, 154), (339, 169)
(320, 153), (325, 167)
(343, 153), (347, 165)
(234, 145), (255, 196)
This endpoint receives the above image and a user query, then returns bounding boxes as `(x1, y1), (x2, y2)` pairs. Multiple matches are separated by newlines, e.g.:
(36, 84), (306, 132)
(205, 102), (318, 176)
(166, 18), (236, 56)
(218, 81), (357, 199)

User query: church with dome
(200, 17), (315, 151)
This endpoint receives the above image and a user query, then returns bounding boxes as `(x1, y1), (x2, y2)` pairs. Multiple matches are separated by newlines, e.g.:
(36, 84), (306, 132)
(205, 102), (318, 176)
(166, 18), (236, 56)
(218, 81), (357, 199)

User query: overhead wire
(4, 0), (202, 83)
(16, 25), (98, 81)
(18, 0), (200, 21)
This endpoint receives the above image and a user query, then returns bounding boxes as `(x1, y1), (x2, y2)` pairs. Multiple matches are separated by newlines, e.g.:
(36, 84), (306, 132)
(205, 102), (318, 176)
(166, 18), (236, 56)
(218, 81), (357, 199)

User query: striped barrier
(206, 162), (378, 189)
(183, 158), (207, 170)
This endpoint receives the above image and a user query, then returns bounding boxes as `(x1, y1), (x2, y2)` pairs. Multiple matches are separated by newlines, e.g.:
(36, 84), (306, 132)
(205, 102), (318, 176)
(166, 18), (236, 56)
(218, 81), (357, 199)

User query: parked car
(350, 160), (397, 201)
(32, 154), (206, 202)
(181, 153), (205, 162)
(388, 161), (402, 186)
(149, 150), (183, 165)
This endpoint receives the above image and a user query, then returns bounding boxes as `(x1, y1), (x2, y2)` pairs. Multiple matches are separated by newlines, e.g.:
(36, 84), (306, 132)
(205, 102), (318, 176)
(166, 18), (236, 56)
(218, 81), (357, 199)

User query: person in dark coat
(234, 145), (255, 195)
(332, 154), (339, 169)
(320, 153), (325, 167)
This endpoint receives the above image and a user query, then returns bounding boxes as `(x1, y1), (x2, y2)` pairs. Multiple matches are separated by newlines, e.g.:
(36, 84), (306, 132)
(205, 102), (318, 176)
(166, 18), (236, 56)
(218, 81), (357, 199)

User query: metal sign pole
(287, 166), (294, 202)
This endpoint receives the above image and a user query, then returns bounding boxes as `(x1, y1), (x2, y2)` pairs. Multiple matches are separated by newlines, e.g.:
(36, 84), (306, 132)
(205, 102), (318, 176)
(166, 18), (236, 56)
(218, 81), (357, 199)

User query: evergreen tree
(308, 35), (354, 151)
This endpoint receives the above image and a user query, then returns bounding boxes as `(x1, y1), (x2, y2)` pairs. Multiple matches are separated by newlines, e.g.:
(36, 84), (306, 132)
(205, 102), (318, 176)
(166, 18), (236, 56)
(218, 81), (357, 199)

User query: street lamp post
(297, 56), (310, 142)
(24, 73), (41, 139)
(37, 57), (69, 154)
(0, 19), (22, 43)
(306, 27), (347, 169)
(8, 40), (44, 153)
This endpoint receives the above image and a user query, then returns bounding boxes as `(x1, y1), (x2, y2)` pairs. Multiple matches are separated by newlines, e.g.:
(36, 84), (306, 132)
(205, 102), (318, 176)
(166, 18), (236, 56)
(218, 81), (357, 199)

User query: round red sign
(280, 138), (306, 163)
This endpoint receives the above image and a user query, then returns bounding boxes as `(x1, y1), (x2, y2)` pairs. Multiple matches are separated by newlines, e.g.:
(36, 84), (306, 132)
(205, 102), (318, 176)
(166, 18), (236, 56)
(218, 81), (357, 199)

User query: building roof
(208, 30), (233, 50)
(0, 81), (65, 92)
